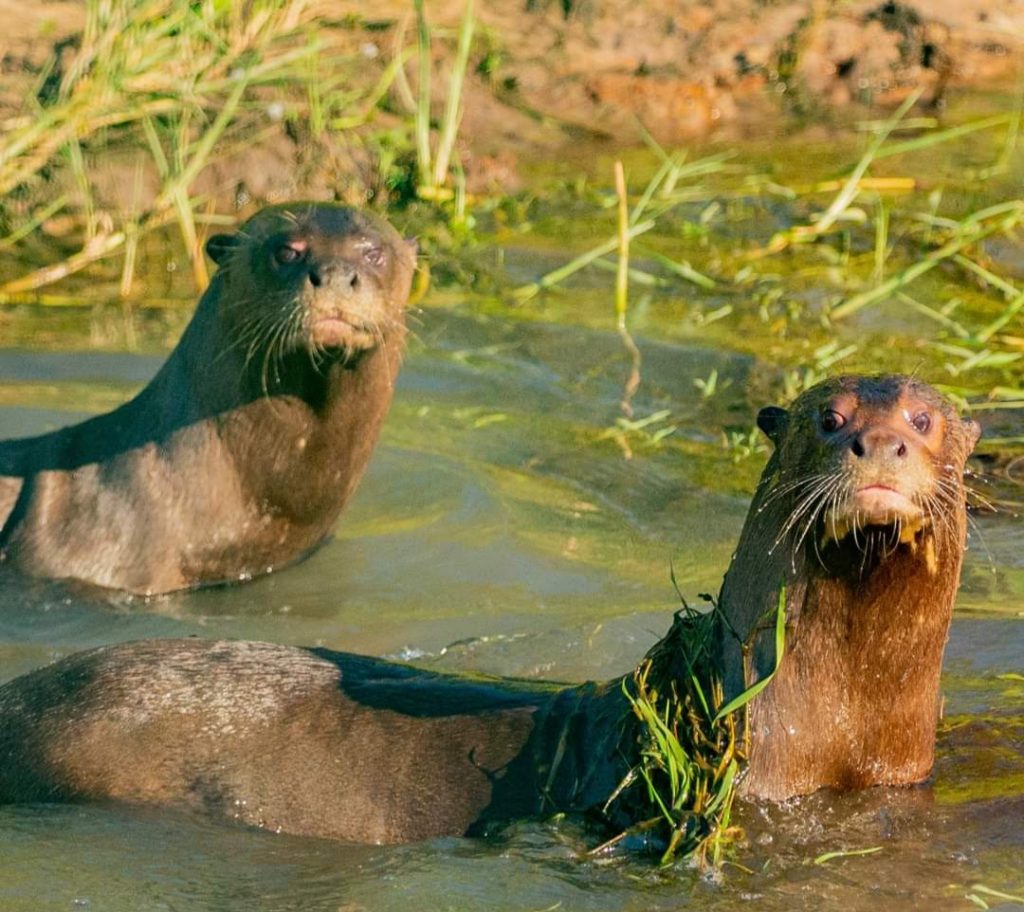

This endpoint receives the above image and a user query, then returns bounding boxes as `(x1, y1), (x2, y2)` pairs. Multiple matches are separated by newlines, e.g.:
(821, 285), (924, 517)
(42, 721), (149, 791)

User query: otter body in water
(0, 203), (415, 594)
(0, 376), (979, 842)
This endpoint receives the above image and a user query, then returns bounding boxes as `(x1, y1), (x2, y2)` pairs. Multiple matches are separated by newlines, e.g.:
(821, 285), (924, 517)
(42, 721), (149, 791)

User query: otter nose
(308, 261), (359, 291)
(851, 427), (908, 460)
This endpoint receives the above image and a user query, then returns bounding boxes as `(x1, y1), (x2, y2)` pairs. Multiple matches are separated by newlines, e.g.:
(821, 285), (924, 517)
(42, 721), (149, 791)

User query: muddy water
(0, 301), (1022, 912)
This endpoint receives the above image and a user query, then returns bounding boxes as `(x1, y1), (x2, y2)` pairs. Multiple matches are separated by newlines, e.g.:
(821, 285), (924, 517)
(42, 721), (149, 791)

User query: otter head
(756, 374), (981, 575)
(206, 203), (417, 363)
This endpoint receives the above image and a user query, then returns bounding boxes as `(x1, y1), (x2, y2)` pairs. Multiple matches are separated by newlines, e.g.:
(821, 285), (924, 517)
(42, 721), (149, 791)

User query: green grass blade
(513, 220), (656, 300)
(432, 0), (475, 187)
(813, 90), (920, 234)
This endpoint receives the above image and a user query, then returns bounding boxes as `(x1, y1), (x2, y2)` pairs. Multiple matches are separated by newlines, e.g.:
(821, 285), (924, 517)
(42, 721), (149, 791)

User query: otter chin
(309, 318), (377, 351)
(0, 202), (417, 595)
(821, 483), (929, 554)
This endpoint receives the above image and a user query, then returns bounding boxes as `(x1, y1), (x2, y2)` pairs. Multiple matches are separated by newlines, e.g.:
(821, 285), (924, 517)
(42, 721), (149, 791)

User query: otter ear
(962, 417), (982, 452)
(405, 237), (418, 256)
(206, 233), (240, 266)
(757, 406), (789, 446)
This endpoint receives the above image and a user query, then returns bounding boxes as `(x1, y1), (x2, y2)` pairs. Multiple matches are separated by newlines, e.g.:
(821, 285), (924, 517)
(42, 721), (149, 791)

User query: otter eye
(363, 246), (385, 268)
(273, 243), (305, 266)
(911, 411), (931, 434)
(821, 409), (846, 432)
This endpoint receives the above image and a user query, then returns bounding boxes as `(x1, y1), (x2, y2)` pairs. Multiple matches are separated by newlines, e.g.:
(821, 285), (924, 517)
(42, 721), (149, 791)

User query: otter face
(206, 203), (417, 361)
(757, 375), (981, 564)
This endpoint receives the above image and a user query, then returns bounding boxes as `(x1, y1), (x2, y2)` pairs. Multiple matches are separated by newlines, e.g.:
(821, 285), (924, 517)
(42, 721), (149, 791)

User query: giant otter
(0, 203), (416, 594)
(714, 373), (980, 799)
(0, 376), (980, 842)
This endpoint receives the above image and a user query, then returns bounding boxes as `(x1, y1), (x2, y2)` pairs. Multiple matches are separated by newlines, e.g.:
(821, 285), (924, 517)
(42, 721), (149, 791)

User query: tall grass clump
(0, 0), (484, 304)
(409, 0), (476, 203)
(0, 0), (320, 294)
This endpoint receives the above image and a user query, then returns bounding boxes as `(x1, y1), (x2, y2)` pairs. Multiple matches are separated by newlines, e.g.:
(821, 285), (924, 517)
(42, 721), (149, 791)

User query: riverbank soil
(1, 0), (1022, 204)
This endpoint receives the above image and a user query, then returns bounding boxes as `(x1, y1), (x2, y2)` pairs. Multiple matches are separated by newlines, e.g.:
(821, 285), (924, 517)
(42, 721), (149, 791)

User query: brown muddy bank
(1, 0), (1021, 210)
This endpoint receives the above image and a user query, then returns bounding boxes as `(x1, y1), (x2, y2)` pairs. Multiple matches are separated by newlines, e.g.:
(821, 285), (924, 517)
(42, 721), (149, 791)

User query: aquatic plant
(513, 146), (722, 303)
(598, 585), (787, 866)
(411, 0), (477, 202)
(507, 93), (1024, 462)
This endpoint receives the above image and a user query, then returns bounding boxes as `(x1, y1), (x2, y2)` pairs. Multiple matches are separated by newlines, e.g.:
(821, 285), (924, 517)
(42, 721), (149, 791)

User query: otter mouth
(821, 484), (927, 548)
(308, 316), (377, 351)
(850, 484), (918, 521)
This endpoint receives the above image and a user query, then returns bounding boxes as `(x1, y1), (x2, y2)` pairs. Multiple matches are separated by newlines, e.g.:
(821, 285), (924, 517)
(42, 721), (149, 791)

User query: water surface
(0, 277), (1022, 910)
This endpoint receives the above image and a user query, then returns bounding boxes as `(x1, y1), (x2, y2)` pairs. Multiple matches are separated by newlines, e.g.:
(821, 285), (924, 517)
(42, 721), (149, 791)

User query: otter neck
(221, 336), (406, 526)
(148, 280), (406, 524)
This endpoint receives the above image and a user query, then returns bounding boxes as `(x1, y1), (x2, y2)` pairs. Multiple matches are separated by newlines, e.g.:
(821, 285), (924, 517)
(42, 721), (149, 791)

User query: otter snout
(850, 426), (908, 462)
(826, 436), (927, 543)
(303, 254), (383, 352)
(308, 259), (360, 292)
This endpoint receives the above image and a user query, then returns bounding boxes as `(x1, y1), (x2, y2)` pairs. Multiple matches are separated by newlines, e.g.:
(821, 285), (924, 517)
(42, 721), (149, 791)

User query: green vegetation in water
(514, 95), (1024, 436)
(967, 884), (1024, 910)
(597, 585), (787, 867)
(411, 0), (475, 204)
(813, 846), (884, 865)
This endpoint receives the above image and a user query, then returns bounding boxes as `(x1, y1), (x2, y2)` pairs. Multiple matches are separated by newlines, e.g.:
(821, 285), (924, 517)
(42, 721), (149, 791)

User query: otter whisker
(761, 472), (836, 507)
(261, 314), (295, 396)
(233, 312), (288, 369)
(770, 472), (845, 554)
(859, 529), (876, 575)
(793, 474), (844, 568)
(963, 484), (999, 514)
(885, 517), (901, 558)
(243, 315), (287, 377)
(770, 480), (833, 549)
(774, 480), (841, 548)
(921, 491), (939, 546)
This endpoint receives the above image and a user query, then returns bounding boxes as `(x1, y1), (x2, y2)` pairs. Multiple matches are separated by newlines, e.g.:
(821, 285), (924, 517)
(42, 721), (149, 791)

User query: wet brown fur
(0, 203), (415, 595)
(0, 639), (623, 842)
(0, 376), (979, 841)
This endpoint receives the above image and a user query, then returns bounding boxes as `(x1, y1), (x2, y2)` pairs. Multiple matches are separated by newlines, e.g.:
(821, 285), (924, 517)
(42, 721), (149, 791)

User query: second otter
(0, 203), (416, 595)
(0, 376), (980, 841)
(717, 373), (980, 797)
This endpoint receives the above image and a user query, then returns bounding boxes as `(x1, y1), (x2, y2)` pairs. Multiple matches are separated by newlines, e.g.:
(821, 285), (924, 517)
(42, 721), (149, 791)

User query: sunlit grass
(0, 3), (1022, 448)
(510, 99), (1024, 427)
(0, 0), (322, 294)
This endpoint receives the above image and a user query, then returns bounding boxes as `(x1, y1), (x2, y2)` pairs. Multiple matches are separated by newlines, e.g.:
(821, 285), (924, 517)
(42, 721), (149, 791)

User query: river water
(0, 282), (1022, 910)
